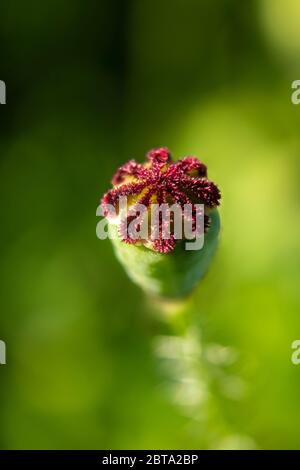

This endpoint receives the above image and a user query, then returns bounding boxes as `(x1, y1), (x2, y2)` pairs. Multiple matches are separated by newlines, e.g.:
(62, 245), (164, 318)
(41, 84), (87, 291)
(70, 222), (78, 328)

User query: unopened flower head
(100, 148), (221, 253)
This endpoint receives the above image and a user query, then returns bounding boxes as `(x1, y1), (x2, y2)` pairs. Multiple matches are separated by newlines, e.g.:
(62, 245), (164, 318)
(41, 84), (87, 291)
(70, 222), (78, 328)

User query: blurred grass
(0, 0), (300, 449)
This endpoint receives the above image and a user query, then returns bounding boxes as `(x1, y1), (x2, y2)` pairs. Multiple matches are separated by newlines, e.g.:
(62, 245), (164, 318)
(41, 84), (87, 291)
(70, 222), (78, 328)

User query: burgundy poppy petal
(152, 235), (176, 254)
(101, 181), (148, 210)
(180, 177), (221, 207)
(170, 156), (207, 177)
(112, 160), (149, 185)
(147, 147), (171, 167)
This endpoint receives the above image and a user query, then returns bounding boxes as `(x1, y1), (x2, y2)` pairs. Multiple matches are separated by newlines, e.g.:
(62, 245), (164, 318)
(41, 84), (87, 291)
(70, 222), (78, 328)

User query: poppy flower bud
(99, 148), (221, 299)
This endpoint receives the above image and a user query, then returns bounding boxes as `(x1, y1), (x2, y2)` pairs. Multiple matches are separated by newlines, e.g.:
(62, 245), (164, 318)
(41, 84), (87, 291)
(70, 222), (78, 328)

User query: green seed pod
(100, 148), (221, 299)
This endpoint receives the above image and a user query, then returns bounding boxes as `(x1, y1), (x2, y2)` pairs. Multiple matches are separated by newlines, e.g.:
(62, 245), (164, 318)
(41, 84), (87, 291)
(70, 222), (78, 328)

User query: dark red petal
(152, 235), (176, 254)
(180, 177), (221, 207)
(119, 200), (149, 243)
(147, 147), (171, 166)
(165, 182), (193, 207)
(170, 156), (207, 177)
(135, 187), (154, 207)
(101, 181), (148, 209)
(119, 214), (141, 244)
(112, 159), (148, 185)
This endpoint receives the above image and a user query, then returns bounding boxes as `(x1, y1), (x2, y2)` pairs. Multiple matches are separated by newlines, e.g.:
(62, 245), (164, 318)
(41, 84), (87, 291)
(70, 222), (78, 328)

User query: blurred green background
(0, 0), (300, 450)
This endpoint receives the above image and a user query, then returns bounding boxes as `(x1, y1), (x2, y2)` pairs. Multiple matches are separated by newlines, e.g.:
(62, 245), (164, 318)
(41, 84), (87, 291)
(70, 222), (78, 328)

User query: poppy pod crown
(101, 148), (221, 253)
